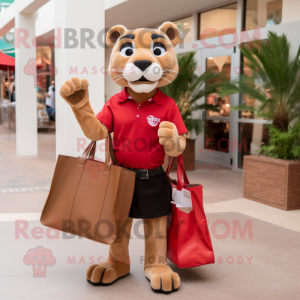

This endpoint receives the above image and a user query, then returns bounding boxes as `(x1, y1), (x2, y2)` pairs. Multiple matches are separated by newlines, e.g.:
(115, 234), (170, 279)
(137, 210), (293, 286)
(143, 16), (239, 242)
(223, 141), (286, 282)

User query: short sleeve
(167, 101), (188, 135)
(96, 100), (114, 133)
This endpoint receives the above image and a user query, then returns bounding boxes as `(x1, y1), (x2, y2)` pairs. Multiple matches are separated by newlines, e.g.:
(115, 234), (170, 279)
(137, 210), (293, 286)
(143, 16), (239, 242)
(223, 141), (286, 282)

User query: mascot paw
(60, 77), (89, 106)
(145, 265), (180, 293)
(158, 121), (178, 149)
(86, 262), (130, 286)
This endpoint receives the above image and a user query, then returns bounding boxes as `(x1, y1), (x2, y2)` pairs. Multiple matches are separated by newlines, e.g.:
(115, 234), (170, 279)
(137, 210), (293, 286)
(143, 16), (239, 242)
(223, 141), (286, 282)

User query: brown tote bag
(40, 135), (136, 245)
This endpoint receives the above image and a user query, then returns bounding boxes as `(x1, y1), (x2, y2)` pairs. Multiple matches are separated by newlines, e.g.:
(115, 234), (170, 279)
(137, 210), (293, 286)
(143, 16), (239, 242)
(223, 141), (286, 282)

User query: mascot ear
(158, 22), (180, 47)
(106, 25), (128, 48)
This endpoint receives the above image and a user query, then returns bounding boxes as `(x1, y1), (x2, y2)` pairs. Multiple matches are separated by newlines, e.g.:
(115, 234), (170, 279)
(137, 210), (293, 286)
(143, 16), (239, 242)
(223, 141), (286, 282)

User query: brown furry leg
(143, 216), (180, 293)
(86, 217), (133, 286)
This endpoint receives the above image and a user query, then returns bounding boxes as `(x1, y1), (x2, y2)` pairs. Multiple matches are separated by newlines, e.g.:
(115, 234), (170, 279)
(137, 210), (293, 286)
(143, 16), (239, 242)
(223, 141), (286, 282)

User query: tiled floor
(0, 125), (55, 213)
(0, 124), (299, 233)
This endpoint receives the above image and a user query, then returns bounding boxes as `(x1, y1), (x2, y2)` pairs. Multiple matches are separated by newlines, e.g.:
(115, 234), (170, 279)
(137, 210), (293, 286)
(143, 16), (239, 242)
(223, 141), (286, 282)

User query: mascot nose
(134, 60), (152, 72)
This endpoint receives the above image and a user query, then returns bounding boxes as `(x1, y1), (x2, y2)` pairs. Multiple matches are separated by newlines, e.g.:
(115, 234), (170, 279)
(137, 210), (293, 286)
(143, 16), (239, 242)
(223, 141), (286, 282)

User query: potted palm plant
(220, 31), (300, 210)
(161, 51), (220, 171)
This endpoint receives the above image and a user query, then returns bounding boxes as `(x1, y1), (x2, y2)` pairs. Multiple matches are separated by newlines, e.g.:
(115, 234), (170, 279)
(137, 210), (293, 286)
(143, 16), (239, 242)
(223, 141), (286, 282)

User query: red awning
(0, 51), (15, 71)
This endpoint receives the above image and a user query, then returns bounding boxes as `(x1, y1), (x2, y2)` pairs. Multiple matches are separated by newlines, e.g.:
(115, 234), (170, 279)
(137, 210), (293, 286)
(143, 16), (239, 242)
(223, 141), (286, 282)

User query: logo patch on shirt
(147, 115), (161, 127)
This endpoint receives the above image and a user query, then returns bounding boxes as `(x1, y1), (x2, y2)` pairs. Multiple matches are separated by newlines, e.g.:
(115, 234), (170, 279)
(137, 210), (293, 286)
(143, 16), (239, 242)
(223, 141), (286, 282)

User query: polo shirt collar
(118, 88), (164, 106)
(118, 88), (130, 102)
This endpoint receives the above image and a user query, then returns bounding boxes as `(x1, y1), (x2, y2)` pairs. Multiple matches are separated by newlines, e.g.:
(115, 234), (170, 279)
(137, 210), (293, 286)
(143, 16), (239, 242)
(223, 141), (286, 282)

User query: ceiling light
(208, 57), (213, 60)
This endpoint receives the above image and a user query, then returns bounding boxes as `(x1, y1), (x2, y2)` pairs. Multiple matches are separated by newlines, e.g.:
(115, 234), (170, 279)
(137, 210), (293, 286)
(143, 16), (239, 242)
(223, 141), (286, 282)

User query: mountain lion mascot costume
(60, 22), (187, 294)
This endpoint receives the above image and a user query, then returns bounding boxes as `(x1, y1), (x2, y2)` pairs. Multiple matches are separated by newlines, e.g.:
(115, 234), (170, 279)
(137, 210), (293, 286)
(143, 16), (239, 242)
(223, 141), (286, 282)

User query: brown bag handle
(78, 133), (117, 166)
(78, 141), (96, 165)
(107, 133), (117, 165)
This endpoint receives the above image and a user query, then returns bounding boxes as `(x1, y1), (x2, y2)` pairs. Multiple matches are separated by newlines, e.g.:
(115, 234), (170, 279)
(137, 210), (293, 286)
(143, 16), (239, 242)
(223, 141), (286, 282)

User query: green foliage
(161, 51), (220, 135)
(219, 31), (300, 132)
(259, 122), (300, 159)
(219, 31), (300, 160)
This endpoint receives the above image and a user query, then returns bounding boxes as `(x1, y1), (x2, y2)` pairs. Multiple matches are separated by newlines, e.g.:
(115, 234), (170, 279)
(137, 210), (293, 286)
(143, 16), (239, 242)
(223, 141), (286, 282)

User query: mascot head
(106, 22), (180, 94)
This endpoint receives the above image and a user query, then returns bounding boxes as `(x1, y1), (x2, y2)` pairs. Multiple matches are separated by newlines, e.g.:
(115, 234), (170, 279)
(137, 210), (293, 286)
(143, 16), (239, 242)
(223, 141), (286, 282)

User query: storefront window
(173, 16), (193, 44)
(238, 123), (269, 167)
(199, 3), (237, 40)
(245, 0), (283, 30)
(205, 120), (230, 153)
(206, 55), (231, 117)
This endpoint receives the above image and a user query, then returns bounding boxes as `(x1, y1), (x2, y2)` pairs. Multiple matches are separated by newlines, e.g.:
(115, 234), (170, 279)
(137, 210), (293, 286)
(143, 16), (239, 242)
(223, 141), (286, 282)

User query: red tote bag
(166, 155), (215, 269)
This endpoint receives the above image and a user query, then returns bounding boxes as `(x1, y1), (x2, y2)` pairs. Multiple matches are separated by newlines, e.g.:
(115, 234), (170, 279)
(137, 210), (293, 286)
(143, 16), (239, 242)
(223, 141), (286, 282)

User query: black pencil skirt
(128, 171), (172, 219)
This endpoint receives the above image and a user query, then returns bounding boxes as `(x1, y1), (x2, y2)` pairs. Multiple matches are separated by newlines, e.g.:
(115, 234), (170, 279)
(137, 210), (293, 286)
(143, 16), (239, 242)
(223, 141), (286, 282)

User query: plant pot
(163, 138), (195, 172)
(243, 155), (300, 210)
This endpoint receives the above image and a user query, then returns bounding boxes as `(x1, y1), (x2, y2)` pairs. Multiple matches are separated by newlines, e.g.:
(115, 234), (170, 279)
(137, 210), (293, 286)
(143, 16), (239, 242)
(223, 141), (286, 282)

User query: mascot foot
(86, 262), (130, 286)
(145, 265), (180, 293)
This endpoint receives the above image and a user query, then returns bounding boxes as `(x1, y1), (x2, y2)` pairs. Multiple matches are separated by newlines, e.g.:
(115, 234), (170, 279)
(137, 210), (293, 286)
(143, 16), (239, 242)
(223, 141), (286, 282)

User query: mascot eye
(120, 43), (134, 57)
(152, 42), (166, 57)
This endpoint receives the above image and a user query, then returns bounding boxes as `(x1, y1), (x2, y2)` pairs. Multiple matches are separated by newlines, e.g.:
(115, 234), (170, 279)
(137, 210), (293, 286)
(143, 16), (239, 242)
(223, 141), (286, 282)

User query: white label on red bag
(172, 187), (192, 208)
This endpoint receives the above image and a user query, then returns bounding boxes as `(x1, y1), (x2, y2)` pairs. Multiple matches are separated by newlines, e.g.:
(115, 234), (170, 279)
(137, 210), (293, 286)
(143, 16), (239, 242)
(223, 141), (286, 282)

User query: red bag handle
(166, 155), (190, 189)
(166, 157), (175, 176)
(177, 155), (190, 189)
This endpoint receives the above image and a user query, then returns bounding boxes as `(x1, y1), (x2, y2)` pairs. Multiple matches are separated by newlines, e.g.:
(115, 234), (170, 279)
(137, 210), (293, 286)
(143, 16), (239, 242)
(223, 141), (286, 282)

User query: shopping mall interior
(0, 0), (299, 299)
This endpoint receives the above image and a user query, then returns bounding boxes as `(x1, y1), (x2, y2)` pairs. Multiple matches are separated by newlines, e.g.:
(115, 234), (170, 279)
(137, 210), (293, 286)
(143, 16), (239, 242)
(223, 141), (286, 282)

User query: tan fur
(60, 23), (185, 293)
(158, 121), (186, 157)
(145, 268), (180, 292)
(144, 216), (180, 292)
(60, 78), (108, 141)
(127, 87), (157, 104)
(86, 217), (132, 285)
(107, 26), (179, 89)
(105, 25), (185, 156)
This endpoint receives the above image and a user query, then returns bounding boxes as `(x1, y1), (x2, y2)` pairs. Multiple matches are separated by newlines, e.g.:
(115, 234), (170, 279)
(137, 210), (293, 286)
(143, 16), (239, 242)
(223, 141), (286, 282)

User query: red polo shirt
(96, 88), (187, 169)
